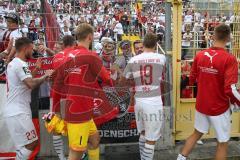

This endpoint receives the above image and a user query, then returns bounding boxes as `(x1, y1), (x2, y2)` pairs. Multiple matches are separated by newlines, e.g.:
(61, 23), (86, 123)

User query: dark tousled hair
(143, 32), (158, 49)
(62, 35), (76, 48)
(15, 37), (33, 52)
(214, 24), (231, 41)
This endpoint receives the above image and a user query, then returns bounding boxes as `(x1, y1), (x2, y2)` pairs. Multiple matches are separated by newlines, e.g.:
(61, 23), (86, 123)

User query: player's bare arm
(6, 46), (16, 63)
(31, 58), (42, 77)
(23, 70), (53, 89)
(0, 38), (13, 59)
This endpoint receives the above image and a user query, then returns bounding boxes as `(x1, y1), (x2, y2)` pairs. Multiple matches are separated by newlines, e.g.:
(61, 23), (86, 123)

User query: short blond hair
(75, 23), (94, 41)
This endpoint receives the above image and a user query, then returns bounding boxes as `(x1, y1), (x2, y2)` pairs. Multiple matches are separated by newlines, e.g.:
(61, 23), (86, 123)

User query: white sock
(142, 143), (155, 160)
(16, 147), (32, 160)
(139, 135), (146, 159)
(53, 135), (66, 160)
(177, 154), (187, 160)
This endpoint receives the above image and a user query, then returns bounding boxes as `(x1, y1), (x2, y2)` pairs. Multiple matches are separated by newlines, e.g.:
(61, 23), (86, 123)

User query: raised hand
(35, 58), (42, 70)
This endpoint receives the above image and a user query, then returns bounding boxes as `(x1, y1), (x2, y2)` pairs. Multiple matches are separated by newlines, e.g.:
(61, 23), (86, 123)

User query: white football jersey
(4, 58), (32, 117)
(123, 52), (166, 105)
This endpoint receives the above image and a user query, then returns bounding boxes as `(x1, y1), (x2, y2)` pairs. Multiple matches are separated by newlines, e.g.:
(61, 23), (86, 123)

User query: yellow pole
(170, 0), (183, 141)
(233, 0), (240, 61)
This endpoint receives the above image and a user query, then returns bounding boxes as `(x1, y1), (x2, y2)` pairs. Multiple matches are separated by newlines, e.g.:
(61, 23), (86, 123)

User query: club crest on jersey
(22, 67), (31, 75)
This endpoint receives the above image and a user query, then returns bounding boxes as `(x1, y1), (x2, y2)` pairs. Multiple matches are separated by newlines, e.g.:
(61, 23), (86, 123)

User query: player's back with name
(124, 52), (166, 102)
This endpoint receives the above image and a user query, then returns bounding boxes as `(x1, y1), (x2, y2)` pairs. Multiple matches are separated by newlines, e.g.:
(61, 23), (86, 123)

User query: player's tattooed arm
(23, 70), (53, 89)
(31, 58), (42, 77)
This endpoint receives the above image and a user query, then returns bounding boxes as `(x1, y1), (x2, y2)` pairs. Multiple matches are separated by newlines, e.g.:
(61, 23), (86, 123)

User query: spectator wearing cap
(0, 12), (22, 63)
(113, 40), (133, 71)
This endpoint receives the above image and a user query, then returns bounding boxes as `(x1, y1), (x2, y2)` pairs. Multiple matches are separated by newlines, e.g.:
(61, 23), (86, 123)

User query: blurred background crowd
(0, 0), (237, 57)
(0, 0), (239, 99)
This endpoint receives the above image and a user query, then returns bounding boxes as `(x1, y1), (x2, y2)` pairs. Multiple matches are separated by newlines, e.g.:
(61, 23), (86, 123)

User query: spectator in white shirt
(194, 12), (201, 22)
(230, 15), (235, 23)
(20, 22), (29, 37)
(114, 21), (124, 41)
(57, 15), (65, 29)
(0, 13), (22, 63)
(63, 26), (71, 36)
(181, 27), (193, 60)
(193, 20), (203, 32)
(184, 11), (193, 24)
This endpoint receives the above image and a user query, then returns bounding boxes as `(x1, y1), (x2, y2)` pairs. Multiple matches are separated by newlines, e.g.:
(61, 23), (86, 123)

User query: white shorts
(5, 114), (38, 147)
(194, 109), (231, 142)
(135, 100), (163, 141)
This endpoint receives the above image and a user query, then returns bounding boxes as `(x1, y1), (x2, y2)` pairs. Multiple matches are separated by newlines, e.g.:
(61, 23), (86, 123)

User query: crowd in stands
(0, 0), (167, 46)
(0, 0), (238, 99)
(181, 4), (237, 60)
(0, 0), (237, 49)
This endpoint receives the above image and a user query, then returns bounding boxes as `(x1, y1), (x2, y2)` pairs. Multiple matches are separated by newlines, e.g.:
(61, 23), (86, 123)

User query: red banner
(42, 0), (61, 50)
(27, 57), (53, 78)
(0, 57), (53, 82)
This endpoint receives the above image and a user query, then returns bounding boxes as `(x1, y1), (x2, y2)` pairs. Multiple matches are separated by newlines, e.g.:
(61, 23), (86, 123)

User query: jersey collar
(74, 45), (88, 50)
(210, 47), (226, 51)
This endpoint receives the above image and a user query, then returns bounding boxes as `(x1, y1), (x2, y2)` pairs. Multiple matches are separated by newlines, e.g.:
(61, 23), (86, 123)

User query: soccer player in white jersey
(3, 37), (52, 160)
(121, 32), (166, 160)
